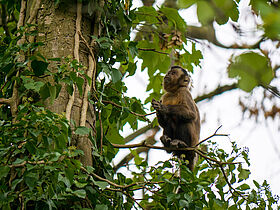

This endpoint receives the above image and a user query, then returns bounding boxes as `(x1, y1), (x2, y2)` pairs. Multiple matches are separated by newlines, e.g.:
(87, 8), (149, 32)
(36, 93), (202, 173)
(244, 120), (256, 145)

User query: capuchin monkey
(152, 66), (200, 171)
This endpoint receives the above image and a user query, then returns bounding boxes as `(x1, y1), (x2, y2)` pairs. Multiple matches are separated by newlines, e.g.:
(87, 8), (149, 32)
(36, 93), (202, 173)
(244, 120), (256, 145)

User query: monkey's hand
(152, 99), (167, 112)
(152, 99), (161, 111)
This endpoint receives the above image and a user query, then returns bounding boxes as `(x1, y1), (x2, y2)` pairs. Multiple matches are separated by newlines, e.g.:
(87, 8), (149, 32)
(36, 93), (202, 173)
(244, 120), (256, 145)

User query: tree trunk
(27, 0), (97, 166)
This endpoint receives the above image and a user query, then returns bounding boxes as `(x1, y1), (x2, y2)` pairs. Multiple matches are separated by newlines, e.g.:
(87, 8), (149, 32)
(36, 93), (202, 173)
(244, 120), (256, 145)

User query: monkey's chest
(162, 95), (181, 105)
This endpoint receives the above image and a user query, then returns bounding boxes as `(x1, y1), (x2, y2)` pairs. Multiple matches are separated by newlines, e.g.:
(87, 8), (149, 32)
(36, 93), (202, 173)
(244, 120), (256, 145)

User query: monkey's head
(163, 66), (191, 92)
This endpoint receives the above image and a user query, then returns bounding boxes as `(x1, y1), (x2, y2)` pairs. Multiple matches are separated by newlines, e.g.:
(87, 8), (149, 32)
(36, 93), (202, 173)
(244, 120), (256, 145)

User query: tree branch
(102, 100), (152, 121)
(195, 83), (238, 103)
(124, 124), (157, 143)
(138, 48), (169, 55)
(113, 129), (158, 172)
(112, 127), (239, 166)
(186, 25), (263, 50)
(195, 125), (228, 147)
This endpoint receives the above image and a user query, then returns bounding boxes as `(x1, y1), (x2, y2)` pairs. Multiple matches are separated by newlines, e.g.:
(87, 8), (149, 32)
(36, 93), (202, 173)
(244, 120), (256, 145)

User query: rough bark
(33, 0), (96, 166)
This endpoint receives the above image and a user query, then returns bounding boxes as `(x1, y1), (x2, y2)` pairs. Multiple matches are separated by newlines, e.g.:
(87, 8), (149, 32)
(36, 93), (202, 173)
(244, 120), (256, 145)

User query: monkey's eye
(171, 71), (176, 75)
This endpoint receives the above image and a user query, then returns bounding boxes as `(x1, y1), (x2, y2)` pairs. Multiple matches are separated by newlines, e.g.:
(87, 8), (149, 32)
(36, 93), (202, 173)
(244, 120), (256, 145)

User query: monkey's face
(163, 67), (189, 92)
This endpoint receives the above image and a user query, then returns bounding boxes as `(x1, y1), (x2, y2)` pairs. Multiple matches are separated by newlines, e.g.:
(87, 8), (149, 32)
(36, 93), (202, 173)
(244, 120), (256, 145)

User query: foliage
(0, 0), (279, 209)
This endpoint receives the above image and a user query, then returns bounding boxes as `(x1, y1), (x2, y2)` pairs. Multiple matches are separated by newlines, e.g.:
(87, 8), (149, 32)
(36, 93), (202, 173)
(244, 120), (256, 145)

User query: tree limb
(124, 124), (157, 143)
(195, 83), (238, 103)
(113, 132), (158, 172)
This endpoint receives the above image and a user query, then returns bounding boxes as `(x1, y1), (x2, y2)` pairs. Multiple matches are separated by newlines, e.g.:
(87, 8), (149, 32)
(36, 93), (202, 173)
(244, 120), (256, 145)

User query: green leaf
(146, 73), (163, 93)
(160, 7), (187, 31)
(228, 52), (273, 92)
(197, 1), (215, 25)
(111, 68), (122, 83)
(178, 0), (196, 9)
(94, 181), (109, 190)
(252, 1), (280, 39)
(39, 83), (50, 99)
(75, 126), (90, 135)
(31, 60), (49, 76)
(73, 189), (86, 198)
(0, 166), (10, 179)
(24, 173), (38, 189)
(105, 126), (124, 144)
(74, 180), (88, 188)
(128, 42), (138, 57)
(253, 180), (260, 188)
(76, 76), (84, 96)
(238, 183), (250, 190)
(21, 76), (44, 92)
(126, 62), (137, 77)
(214, 0), (239, 24)
(65, 167), (74, 185)
(130, 149), (144, 166)
(238, 168), (250, 181)
(49, 85), (57, 104)
(25, 141), (36, 154)
(179, 199), (189, 208)
(95, 205), (108, 210)
(136, 6), (158, 24)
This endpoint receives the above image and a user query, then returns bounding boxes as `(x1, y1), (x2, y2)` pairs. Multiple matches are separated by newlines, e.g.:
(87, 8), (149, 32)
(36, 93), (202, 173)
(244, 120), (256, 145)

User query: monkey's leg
(170, 139), (188, 148)
(170, 139), (197, 171)
(160, 135), (172, 153)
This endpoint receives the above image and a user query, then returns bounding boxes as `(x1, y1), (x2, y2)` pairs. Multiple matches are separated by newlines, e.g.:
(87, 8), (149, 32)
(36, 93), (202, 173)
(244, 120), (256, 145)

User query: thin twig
(138, 48), (169, 55)
(195, 125), (228, 147)
(102, 100), (151, 121)
(125, 191), (145, 209)
(219, 164), (246, 199)
(80, 166), (127, 189)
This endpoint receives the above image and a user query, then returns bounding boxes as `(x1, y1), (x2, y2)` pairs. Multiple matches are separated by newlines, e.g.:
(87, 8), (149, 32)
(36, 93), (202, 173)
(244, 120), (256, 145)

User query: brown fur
(152, 66), (200, 171)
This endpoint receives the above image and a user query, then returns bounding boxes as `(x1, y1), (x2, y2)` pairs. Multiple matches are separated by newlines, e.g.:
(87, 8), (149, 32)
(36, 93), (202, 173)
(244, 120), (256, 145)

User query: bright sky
(115, 0), (280, 196)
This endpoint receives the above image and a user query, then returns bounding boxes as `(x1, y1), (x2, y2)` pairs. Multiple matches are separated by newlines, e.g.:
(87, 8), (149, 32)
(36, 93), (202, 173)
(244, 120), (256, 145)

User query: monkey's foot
(170, 139), (188, 148)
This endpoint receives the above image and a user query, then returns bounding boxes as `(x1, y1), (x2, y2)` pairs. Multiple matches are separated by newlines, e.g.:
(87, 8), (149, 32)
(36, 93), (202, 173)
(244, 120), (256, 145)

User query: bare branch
(138, 48), (169, 55)
(195, 83), (238, 103)
(186, 25), (263, 50)
(102, 100), (151, 121)
(195, 125), (228, 147)
(114, 130), (158, 172)
(124, 124), (157, 143)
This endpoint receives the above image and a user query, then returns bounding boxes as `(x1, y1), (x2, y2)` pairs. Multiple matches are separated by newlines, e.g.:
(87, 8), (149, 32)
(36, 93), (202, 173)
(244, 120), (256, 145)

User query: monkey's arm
(152, 99), (168, 127)
(164, 104), (197, 121)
